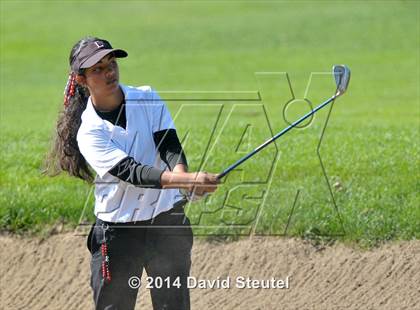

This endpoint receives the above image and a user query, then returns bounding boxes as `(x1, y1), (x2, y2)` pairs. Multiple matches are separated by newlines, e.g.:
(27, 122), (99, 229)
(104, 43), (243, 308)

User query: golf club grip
(217, 95), (336, 180)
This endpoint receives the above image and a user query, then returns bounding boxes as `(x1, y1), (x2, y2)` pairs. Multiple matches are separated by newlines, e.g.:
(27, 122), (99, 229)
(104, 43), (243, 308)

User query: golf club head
(333, 65), (351, 97)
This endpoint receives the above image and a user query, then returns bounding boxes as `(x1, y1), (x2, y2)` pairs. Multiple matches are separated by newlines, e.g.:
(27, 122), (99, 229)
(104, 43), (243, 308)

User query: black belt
(95, 200), (187, 227)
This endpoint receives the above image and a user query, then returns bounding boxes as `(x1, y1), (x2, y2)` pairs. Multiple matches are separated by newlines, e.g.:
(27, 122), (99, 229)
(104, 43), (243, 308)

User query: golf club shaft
(217, 94), (337, 179)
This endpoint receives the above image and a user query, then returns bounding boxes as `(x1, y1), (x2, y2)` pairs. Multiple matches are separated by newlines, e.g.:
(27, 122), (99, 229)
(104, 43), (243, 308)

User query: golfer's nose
(105, 65), (116, 79)
(106, 70), (114, 80)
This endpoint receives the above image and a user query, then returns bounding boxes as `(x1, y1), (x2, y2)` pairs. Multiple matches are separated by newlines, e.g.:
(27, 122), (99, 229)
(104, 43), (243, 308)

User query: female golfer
(46, 36), (218, 310)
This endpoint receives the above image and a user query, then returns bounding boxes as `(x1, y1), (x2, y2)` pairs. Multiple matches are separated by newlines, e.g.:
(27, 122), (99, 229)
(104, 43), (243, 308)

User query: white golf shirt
(77, 84), (184, 222)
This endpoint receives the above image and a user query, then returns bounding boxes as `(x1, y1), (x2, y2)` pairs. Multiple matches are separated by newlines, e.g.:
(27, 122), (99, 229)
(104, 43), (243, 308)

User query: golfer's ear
(76, 74), (86, 87)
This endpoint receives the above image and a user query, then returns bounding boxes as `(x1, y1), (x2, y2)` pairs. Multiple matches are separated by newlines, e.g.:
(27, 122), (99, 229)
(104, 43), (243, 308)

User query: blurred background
(0, 1), (418, 245)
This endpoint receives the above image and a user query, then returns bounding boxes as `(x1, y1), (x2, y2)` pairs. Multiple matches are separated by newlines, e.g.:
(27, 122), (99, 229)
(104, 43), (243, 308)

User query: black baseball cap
(70, 38), (128, 73)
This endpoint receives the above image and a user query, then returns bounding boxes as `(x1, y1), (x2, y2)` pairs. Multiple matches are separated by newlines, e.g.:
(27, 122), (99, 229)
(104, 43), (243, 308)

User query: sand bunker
(1, 233), (419, 309)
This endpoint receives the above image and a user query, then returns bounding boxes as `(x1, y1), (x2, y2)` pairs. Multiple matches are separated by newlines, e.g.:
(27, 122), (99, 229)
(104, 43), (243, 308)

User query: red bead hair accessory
(63, 72), (76, 108)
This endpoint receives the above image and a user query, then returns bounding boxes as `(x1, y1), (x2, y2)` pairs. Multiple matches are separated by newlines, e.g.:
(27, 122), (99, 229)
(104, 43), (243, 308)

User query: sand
(1, 232), (419, 310)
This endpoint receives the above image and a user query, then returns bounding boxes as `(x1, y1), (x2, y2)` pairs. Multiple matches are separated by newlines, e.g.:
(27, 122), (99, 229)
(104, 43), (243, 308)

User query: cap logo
(94, 41), (104, 48)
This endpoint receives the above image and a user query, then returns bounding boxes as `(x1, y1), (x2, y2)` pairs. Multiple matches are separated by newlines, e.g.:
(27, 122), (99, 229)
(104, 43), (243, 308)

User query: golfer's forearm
(110, 157), (192, 189)
(160, 171), (195, 189)
(172, 164), (188, 173)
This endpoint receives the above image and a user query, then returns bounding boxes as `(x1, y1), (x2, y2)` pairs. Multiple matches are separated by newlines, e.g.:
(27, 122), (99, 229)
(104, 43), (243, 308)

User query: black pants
(87, 205), (193, 310)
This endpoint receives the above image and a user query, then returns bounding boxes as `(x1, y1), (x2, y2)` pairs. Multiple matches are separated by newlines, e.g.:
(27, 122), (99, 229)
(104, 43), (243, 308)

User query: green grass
(1, 1), (419, 245)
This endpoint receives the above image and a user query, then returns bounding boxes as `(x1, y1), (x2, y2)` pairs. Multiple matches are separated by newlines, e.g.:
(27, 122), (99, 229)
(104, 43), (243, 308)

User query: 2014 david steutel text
(135, 276), (291, 289)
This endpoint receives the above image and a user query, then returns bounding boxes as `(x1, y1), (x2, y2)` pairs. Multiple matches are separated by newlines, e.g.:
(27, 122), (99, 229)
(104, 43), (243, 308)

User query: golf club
(217, 65), (351, 180)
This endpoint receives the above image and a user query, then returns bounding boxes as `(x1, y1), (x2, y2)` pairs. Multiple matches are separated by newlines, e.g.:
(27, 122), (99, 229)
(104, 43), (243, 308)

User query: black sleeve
(153, 129), (188, 171)
(108, 156), (164, 188)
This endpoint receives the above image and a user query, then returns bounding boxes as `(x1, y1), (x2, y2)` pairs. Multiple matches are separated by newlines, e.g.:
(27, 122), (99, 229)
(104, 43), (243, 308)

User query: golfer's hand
(190, 172), (219, 195)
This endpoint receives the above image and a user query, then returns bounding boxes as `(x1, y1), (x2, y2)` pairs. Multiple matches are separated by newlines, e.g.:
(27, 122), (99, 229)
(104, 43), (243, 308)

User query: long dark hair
(43, 37), (99, 183)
